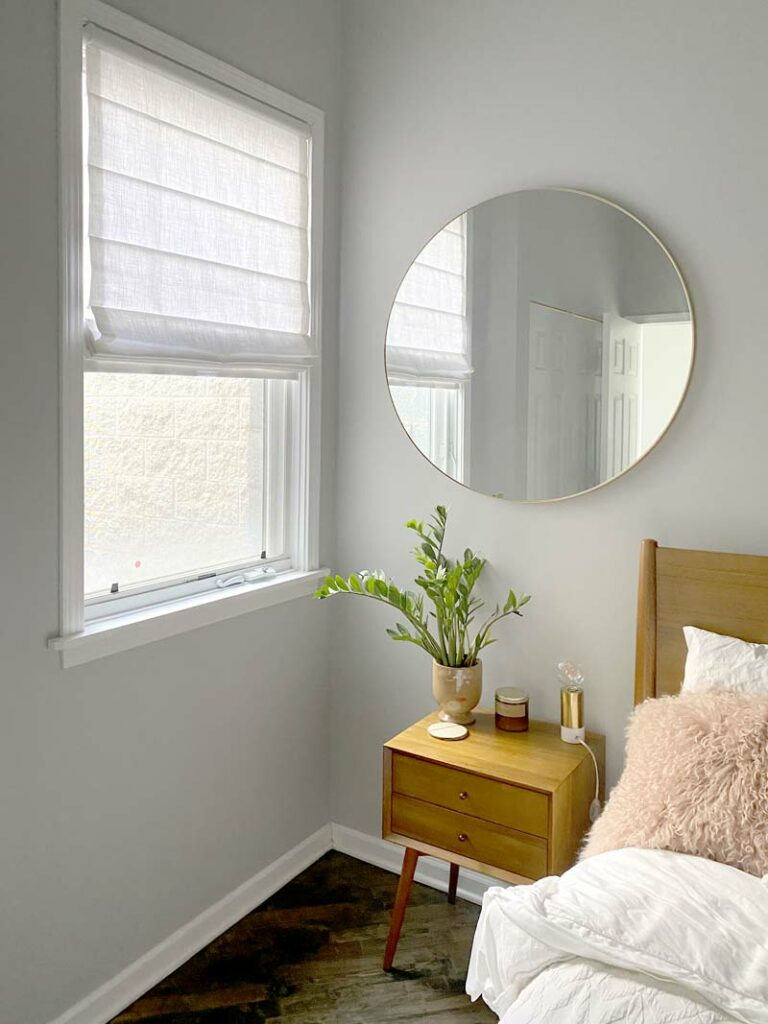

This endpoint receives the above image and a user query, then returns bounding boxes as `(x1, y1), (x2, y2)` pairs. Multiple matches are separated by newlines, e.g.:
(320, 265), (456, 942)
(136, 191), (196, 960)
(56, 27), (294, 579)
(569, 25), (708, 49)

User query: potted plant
(314, 506), (530, 724)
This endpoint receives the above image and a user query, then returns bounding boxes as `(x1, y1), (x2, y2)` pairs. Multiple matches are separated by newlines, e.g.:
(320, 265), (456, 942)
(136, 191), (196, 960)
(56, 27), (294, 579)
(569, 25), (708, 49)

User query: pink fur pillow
(582, 691), (768, 876)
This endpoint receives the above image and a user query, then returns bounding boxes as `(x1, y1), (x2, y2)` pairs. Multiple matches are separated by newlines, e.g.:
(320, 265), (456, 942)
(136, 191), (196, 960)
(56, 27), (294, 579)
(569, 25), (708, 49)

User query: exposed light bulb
(557, 660), (585, 688)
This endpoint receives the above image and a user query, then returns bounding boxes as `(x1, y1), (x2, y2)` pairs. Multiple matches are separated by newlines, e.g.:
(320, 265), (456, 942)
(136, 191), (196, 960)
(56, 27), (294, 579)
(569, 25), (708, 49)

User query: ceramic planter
(432, 660), (482, 725)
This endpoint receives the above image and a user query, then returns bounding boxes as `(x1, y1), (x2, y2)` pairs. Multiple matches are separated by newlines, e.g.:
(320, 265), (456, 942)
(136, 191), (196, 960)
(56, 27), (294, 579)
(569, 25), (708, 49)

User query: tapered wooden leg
(383, 848), (420, 970)
(448, 862), (459, 904)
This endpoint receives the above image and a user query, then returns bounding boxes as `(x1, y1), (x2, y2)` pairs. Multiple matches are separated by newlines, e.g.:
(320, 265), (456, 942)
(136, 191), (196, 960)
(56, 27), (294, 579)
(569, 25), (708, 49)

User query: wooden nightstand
(381, 708), (605, 970)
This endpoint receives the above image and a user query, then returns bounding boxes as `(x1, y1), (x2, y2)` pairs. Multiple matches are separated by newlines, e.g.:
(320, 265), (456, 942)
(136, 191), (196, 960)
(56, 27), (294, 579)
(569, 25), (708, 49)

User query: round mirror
(385, 189), (694, 501)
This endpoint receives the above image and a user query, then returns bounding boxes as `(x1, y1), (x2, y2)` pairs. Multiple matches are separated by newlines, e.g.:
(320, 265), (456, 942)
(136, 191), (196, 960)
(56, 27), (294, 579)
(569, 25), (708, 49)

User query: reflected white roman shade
(386, 215), (471, 379)
(84, 30), (312, 368)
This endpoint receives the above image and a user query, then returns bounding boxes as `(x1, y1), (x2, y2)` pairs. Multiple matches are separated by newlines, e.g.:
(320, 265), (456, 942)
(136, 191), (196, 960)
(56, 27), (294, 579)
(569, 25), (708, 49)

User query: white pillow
(682, 626), (768, 694)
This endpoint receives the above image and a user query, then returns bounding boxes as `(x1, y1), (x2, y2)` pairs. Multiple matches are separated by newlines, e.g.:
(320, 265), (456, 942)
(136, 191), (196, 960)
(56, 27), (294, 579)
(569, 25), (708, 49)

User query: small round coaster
(427, 722), (469, 741)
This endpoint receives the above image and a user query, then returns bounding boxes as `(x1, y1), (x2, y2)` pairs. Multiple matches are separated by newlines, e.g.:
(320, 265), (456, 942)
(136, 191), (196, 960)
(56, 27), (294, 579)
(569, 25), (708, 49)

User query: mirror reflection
(386, 189), (693, 501)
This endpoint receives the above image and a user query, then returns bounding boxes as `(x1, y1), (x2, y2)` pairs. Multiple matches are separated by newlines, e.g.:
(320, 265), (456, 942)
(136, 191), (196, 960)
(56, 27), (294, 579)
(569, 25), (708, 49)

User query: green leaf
(314, 508), (530, 667)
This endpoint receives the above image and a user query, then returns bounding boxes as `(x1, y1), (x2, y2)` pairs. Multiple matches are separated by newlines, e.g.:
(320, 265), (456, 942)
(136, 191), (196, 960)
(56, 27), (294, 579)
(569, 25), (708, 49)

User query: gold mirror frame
(384, 187), (695, 503)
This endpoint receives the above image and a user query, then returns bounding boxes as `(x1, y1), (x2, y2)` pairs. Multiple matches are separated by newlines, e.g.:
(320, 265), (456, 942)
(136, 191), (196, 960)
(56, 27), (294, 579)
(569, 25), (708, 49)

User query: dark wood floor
(110, 851), (496, 1023)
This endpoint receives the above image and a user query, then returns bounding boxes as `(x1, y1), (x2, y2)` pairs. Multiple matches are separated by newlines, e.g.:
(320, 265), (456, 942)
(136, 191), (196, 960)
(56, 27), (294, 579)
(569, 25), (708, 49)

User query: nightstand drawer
(392, 753), (549, 838)
(392, 794), (548, 879)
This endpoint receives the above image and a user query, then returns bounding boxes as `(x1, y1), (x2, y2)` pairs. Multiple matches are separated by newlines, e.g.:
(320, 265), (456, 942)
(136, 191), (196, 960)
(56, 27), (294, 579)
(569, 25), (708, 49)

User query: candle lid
(495, 686), (528, 705)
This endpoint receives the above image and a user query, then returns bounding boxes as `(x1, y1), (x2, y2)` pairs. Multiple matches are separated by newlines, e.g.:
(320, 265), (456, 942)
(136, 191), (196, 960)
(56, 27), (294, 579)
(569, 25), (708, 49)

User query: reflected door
(527, 304), (603, 499)
(602, 313), (642, 479)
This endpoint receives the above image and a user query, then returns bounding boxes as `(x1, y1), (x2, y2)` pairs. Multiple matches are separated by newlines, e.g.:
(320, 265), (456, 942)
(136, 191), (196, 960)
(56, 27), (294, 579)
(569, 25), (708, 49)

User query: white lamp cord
(578, 738), (602, 823)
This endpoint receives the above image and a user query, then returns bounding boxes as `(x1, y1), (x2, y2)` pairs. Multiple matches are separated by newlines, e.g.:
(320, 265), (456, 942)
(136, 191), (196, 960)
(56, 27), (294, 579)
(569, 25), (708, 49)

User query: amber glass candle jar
(495, 687), (529, 732)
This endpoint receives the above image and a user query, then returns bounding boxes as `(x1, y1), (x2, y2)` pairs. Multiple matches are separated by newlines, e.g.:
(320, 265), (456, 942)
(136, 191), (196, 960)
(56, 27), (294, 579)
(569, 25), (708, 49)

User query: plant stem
(334, 588), (443, 661)
(434, 603), (450, 665)
(470, 607), (522, 662)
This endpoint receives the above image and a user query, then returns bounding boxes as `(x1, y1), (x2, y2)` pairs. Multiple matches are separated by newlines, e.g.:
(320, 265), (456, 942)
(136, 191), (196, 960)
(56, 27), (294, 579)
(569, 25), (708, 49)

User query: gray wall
(332, 0), (768, 834)
(515, 189), (688, 322)
(467, 196), (523, 495)
(0, 2), (341, 1022)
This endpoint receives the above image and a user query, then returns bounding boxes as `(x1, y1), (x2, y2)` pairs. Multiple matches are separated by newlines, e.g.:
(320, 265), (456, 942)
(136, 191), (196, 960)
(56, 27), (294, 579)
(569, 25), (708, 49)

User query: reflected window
(390, 382), (463, 480)
(387, 215), (470, 482)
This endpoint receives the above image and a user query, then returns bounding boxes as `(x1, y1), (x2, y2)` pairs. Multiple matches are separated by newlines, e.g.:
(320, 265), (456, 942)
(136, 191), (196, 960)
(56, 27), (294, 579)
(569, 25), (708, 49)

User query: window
(387, 215), (470, 482)
(83, 373), (282, 599)
(54, 2), (323, 661)
(388, 382), (463, 479)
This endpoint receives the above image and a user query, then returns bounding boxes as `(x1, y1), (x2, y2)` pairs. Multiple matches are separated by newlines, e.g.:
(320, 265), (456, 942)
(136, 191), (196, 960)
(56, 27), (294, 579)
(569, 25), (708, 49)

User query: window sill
(48, 568), (329, 668)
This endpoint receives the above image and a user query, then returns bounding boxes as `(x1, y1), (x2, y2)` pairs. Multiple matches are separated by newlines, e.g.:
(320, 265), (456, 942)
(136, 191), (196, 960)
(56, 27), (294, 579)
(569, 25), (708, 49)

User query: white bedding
(466, 848), (768, 1024)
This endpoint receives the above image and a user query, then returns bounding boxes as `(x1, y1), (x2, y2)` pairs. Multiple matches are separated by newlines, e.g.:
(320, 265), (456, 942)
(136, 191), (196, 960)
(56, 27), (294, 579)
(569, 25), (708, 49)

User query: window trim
(50, 568), (328, 669)
(53, 0), (325, 665)
(84, 554), (294, 621)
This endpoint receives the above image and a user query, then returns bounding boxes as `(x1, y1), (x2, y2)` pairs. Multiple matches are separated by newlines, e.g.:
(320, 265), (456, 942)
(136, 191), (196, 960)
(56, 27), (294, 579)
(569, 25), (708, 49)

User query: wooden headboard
(635, 538), (768, 704)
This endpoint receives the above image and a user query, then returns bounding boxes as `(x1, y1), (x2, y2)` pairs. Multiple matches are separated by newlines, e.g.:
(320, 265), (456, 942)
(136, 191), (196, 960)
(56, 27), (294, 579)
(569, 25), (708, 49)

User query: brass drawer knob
(457, 832), (468, 842)
(458, 791), (469, 800)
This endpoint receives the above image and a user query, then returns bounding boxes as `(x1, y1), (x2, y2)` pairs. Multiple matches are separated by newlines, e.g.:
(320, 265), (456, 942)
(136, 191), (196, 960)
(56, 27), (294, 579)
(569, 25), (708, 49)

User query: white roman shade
(84, 30), (312, 368)
(386, 215), (471, 379)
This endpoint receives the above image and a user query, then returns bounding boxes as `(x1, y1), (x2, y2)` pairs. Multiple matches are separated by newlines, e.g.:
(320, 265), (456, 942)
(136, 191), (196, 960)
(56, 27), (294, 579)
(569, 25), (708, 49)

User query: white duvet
(466, 848), (768, 1024)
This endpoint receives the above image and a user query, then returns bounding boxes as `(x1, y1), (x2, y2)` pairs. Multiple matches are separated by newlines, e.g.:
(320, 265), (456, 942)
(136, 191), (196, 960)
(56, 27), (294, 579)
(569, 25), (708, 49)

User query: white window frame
(389, 376), (468, 483)
(51, 0), (326, 667)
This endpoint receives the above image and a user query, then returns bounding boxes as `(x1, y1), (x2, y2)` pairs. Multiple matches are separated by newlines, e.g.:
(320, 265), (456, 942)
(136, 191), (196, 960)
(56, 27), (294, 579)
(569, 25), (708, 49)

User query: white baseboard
(48, 824), (333, 1024)
(331, 823), (498, 905)
(47, 820), (500, 1024)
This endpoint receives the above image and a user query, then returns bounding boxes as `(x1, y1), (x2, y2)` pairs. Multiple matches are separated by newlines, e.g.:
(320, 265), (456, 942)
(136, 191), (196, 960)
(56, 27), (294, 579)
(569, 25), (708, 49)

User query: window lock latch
(215, 567), (277, 589)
